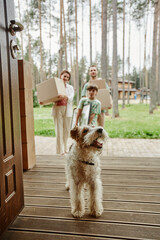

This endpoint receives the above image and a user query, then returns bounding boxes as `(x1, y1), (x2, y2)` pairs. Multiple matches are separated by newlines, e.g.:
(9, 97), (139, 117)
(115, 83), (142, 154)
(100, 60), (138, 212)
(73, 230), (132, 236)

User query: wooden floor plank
(9, 217), (160, 239)
(23, 178), (160, 187)
(36, 163), (160, 171)
(24, 171), (160, 181)
(28, 168), (160, 175)
(36, 163), (160, 170)
(36, 155), (160, 167)
(24, 196), (160, 214)
(23, 175), (160, 186)
(2, 231), (115, 240)
(24, 189), (160, 203)
(23, 182), (160, 194)
(20, 206), (160, 226)
(36, 155), (160, 161)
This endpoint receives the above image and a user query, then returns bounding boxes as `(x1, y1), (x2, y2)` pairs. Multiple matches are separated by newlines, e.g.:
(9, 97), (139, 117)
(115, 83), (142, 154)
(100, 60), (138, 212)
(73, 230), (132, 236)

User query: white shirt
(66, 83), (74, 117)
(51, 83), (74, 117)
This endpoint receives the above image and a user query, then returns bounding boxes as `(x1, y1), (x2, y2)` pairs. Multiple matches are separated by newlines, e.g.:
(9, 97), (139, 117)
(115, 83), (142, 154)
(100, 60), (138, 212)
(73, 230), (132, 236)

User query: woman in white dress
(52, 70), (74, 155)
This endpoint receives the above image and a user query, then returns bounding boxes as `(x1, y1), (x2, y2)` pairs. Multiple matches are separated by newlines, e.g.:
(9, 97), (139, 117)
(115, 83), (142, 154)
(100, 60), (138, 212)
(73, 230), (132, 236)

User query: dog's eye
(83, 129), (88, 133)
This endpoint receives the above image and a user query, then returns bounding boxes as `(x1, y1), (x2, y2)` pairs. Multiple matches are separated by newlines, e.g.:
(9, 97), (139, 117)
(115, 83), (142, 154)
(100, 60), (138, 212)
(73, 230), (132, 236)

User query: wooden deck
(2, 155), (160, 240)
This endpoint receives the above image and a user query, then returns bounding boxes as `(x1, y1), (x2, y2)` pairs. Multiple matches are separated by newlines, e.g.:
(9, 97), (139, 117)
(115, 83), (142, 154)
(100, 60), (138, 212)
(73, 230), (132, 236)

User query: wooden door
(0, 0), (24, 235)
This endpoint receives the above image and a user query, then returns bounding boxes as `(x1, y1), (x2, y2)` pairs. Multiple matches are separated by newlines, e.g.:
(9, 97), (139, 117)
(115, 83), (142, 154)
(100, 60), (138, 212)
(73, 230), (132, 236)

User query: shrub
(33, 89), (39, 108)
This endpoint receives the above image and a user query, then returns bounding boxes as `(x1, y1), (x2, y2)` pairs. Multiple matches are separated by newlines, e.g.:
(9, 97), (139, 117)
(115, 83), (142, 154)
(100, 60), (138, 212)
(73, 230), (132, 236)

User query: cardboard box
(97, 89), (111, 109)
(36, 77), (67, 105)
(89, 79), (106, 89)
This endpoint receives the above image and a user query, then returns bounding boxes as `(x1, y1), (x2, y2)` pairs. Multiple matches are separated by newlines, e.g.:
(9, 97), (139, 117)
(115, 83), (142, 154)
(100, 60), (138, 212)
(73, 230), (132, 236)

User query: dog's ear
(70, 126), (79, 141)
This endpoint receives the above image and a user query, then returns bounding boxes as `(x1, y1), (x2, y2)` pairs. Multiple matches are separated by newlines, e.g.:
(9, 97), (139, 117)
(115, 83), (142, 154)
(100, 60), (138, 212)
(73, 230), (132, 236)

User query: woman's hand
(108, 104), (112, 109)
(58, 95), (68, 100)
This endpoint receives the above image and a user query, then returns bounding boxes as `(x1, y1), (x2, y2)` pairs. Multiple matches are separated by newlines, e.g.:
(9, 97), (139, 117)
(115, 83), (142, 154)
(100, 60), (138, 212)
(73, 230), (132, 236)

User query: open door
(0, 0), (24, 235)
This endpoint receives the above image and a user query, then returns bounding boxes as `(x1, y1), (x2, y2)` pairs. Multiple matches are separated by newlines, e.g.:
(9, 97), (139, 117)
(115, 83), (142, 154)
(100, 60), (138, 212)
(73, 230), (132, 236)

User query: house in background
(108, 78), (137, 100)
(136, 88), (150, 101)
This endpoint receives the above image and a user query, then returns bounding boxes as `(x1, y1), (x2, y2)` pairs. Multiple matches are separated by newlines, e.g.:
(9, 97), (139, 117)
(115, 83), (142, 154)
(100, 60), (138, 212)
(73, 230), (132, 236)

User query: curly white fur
(65, 125), (108, 218)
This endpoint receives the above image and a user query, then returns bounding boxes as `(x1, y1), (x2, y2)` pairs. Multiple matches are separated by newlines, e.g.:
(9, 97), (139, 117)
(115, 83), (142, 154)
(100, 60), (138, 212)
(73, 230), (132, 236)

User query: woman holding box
(52, 70), (74, 155)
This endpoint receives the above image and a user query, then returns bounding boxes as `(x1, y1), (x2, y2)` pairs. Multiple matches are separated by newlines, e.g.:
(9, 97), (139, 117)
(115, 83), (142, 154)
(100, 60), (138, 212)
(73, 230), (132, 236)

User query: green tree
(158, 0), (160, 105)
(122, 0), (126, 109)
(89, 0), (92, 65)
(75, 0), (79, 103)
(112, 0), (119, 118)
(101, 0), (108, 82)
(131, 67), (140, 89)
(150, 0), (159, 113)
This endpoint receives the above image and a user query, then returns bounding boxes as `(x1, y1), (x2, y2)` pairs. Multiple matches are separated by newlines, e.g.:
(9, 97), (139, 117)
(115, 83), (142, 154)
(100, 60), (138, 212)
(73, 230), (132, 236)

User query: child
(75, 84), (101, 126)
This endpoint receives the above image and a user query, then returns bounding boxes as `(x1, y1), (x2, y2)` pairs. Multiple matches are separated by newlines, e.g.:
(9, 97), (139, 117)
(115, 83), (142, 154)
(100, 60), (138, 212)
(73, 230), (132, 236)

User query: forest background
(14, 0), (160, 138)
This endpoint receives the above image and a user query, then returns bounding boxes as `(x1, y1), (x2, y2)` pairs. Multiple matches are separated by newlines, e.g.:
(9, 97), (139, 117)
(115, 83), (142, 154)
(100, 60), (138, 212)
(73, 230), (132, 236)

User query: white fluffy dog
(65, 125), (108, 218)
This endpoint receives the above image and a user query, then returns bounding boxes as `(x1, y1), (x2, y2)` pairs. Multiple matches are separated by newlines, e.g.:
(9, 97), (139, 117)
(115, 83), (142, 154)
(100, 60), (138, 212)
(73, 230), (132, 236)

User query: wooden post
(18, 60), (36, 170)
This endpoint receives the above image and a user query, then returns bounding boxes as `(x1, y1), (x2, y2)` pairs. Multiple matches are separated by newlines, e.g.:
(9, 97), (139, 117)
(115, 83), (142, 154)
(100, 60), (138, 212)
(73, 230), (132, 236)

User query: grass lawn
(34, 104), (160, 139)
(34, 107), (55, 137)
(105, 104), (160, 138)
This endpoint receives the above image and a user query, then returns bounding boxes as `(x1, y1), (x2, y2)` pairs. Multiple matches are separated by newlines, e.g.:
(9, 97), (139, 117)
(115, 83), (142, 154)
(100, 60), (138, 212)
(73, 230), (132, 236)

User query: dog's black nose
(97, 128), (103, 133)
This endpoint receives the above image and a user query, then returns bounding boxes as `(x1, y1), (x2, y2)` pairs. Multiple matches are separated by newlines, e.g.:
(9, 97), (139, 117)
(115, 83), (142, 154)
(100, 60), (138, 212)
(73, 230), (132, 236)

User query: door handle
(9, 20), (24, 36)
(10, 40), (19, 59)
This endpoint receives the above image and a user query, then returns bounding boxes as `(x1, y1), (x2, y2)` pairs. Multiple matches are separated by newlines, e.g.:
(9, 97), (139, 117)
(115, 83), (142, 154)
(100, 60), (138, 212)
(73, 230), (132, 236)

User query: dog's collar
(78, 160), (95, 166)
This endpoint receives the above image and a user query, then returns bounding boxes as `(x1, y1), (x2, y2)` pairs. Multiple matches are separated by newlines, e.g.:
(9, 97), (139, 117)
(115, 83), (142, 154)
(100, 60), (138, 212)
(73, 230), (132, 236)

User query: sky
(76, 2), (154, 73)
(15, 0), (154, 74)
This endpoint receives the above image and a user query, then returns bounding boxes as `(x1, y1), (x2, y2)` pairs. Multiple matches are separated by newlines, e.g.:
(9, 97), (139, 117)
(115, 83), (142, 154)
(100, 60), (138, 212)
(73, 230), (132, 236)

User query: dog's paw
(65, 182), (70, 190)
(72, 209), (85, 218)
(90, 207), (103, 217)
